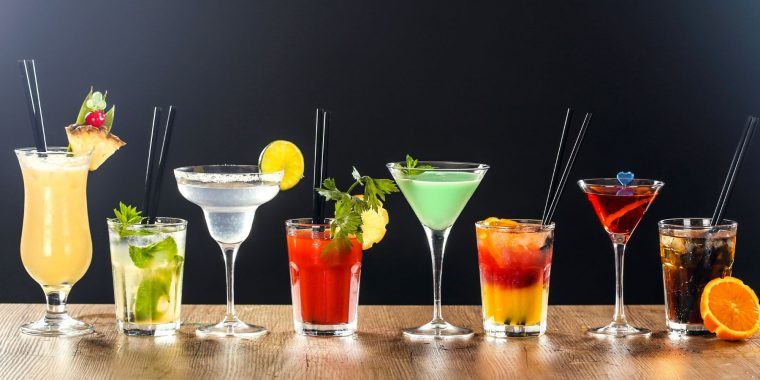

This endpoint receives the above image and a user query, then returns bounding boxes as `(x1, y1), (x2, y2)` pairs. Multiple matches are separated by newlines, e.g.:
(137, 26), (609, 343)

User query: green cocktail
(388, 159), (488, 338)
(394, 171), (481, 230)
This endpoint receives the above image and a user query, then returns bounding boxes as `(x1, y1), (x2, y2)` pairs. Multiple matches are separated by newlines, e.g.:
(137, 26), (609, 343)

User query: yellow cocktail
(16, 147), (94, 336)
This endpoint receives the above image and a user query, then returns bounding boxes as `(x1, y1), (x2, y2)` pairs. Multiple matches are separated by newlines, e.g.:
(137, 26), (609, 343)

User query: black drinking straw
(18, 60), (47, 152)
(541, 108), (573, 225)
(312, 108), (330, 223)
(143, 107), (163, 222)
(543, 112), (593, 225)
(147, 106), (177, 223)
(710, 116), (758, 226)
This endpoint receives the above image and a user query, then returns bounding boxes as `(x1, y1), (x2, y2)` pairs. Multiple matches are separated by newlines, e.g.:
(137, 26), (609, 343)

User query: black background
(1, 1), (759, 307)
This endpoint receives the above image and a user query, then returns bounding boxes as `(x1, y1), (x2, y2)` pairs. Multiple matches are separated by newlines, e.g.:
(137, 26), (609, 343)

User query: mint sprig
(113, 202), (146, 238)
(316, 167), (399, 253)
(400, 154), (434, 175)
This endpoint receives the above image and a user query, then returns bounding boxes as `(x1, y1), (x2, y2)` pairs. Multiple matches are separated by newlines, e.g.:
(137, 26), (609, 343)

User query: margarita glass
(578, 178), (663, 337)
(388, 161), (488, 338)
(16, 147), (94, 337)
(175, 165), (283, 338)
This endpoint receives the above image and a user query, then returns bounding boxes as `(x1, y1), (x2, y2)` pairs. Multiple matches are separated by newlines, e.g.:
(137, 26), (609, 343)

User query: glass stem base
(403, 319), (473, 339)
(196, 315), (268, 339)
(21, 313), (93, 337)
(588, 321), (651, 337)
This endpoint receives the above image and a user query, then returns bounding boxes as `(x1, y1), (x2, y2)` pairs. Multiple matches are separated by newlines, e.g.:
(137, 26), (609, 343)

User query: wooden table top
(0, 304), (758, 379)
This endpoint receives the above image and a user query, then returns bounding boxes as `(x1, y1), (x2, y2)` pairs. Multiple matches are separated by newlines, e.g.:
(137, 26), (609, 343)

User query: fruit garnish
(399, 154), (434, 176)
(316, 167), (399, 252)
(85, 110), (106, 129)
(700, 276), (760, 340)
(354, 195), (389, 250)
(66, 125), (125, 170)
(258, 140), (304, 190)
(67, 88), (124, 170)
(482, 217), (520, 227)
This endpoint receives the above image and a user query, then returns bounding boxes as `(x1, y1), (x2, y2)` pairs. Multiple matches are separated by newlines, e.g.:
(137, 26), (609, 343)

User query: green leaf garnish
(113, 202), (146, 238)
(400, 154), (434, 175)
(86, 91), (107, 110)
(316, 167), (399, 253)
(128, 236), (178, 269)
(104, 105), (115, 132)
(75, 87), (94, 125)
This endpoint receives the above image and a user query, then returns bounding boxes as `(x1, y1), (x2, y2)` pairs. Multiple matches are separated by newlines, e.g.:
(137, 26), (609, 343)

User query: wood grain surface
(0, 304), (757, 379)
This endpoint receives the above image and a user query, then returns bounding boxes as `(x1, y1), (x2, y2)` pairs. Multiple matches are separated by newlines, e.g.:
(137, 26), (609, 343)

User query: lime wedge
(134, 275), (171, 323)
(259, 140), (304, 190)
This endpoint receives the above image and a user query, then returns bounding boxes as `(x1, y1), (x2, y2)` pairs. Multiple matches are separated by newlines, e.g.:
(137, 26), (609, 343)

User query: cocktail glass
(285, 218), (363, 336)
(578, 178), (664, 337)
(15, 147), (94, 337)
(107, 217), (188, 336)
(175, 165), (283, 338)
(387, 161), (488, 338)
(658, 218), (736, 335)
(475, 219), (554, 337)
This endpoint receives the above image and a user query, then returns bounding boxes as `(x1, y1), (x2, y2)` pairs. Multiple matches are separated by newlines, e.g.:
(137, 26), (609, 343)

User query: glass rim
(107, 217), (188, 229)
(475, 218), (555, 231)
(174, 164), (283, 183)
(658, 217), (737, 230)
(14, 146), (92, 157)
(286, 217), (335, 228)
(577, 178), (665, 189)
(386, 161), (490, 171)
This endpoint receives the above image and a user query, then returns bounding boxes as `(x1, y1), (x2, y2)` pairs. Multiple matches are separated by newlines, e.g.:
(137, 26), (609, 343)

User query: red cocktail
(584, 184), (658, 235)
(286, 218), (362, 336)
(578, 177), (664, 337)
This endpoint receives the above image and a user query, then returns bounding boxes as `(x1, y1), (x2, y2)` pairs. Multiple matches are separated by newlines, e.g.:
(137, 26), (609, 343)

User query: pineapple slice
(66, 125), (126, 171)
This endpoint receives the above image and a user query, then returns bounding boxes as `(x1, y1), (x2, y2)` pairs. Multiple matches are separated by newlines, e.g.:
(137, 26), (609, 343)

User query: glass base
(20, 314), (94, 337)
(666, 320), (710, 336)
(484, 320), (545, 338)
(295, 321), (356, 337)
(118, 320), (179, 337)
(588, 322), (651, 337)
(196, 317), (268, 338)
(403, 320), (473, 339)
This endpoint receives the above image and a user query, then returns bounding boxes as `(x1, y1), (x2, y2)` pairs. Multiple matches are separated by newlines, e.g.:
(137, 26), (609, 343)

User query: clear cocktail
(175, 165), (283, 338)
(476, 218), (554, 337)
(108, 217), (187, 336)
(388, 160), (488, 338)
(16, 147), (94, 337)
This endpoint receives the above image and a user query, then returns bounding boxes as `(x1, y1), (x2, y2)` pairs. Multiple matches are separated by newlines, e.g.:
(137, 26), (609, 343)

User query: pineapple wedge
(66, 125), (126, 171)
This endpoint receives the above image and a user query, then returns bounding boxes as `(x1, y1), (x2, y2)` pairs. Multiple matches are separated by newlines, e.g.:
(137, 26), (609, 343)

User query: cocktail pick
(616, 171), (634, 186)
(616, 171), (635, 196)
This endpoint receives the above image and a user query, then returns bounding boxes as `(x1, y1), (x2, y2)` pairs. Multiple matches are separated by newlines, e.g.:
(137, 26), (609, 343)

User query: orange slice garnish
(483, 217), (519, 227)
(700, 276), (760, 340)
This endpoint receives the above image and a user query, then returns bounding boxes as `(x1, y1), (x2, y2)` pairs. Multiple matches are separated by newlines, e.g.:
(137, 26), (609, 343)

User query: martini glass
(388, 161), (488, 338)
(578, 178), (664, 337)
(175, 165), (283, 338)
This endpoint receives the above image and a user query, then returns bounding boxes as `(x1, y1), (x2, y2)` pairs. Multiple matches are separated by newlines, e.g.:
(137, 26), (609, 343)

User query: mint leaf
(401, 154), (434, 176)
(128, 237), (178, 269)
(113, 202), (145, 238)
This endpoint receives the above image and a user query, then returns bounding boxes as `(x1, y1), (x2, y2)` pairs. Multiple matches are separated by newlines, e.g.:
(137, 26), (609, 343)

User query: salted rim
(174, 165), (283, 184)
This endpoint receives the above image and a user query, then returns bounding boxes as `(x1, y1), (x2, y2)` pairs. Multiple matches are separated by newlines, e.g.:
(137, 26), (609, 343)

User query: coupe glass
(175, 165), (283, 338)
(578, 178), (664, 337)
(388, 161), (488, 338)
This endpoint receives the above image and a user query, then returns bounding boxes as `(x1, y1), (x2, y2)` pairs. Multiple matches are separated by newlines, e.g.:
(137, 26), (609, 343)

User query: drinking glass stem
(43, 285), (71, 320)
(610, 233), (629, 325)
(220, 243), (240, 321)
(424, 226), (451, 323)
